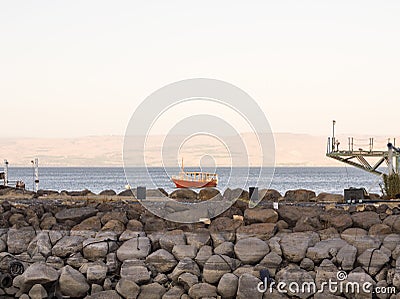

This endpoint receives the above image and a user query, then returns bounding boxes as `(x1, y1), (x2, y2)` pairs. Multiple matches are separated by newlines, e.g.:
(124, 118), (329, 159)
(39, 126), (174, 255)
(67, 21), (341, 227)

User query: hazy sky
(1, 1), (399, 138)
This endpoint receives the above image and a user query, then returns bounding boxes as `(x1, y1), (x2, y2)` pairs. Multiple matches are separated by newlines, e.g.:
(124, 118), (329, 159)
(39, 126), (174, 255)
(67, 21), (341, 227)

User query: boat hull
(172, 178), (217, 188)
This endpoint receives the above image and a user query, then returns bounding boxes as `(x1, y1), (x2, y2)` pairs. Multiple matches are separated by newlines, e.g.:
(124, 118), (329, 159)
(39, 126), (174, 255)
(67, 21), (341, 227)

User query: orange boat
(172, 159), (218, 188)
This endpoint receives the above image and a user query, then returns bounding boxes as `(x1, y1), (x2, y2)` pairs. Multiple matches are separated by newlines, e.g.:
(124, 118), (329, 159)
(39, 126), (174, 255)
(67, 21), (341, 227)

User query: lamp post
(31, 160), (35, 191)
(332, 120), (336, 151)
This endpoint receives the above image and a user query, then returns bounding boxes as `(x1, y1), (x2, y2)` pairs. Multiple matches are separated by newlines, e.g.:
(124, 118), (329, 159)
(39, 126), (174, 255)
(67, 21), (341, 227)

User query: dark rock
(99, 189), (116, 196)
(198, 188), (221, 200)
(59, 265), (90, 297)
(237, 273), (262, 299)
(351, 211), (381, 230)
(52, 236), (84, 257)
(55, 207), (98, 223)
(169, 189), (198, 200)
(316, 192), (344, 203)
(188, 283), (217, 299)
(260, 189), (282, 202)
(244, 208), (278, 224)
(284, 189), (316, 202)
(236, 223), (276, 241)
(277, 205), (321, 227)
(146, 249), (178, 273)
(234, 237), (269, 264)
(66, 189), (95, 196)
(118, 189), (135, 197)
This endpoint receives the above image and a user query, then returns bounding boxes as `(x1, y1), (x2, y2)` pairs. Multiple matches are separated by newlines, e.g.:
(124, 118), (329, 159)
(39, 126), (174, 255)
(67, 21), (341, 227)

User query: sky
(0, 1), (399, 138)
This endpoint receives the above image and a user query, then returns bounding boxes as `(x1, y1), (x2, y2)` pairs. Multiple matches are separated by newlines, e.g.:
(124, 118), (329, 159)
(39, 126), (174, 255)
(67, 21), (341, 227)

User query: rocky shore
(0, 186), (400, 298)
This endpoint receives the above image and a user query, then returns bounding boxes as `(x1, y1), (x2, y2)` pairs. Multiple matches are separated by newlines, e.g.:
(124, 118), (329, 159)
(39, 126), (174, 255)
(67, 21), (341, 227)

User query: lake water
(4, 167), (384, 196)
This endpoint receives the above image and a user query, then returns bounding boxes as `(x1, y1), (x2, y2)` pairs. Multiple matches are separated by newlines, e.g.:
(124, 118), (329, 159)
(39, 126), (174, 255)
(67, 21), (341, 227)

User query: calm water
(5, 167), (384, 196)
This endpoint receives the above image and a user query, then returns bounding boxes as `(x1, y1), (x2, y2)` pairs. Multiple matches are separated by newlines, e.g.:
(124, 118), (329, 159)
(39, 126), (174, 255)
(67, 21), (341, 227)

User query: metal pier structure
(326, 121), (400, 176)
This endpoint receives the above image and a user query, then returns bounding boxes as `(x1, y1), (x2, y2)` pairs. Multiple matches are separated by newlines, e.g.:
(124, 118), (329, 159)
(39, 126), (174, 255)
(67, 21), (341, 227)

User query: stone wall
(0, 188), (399, 299)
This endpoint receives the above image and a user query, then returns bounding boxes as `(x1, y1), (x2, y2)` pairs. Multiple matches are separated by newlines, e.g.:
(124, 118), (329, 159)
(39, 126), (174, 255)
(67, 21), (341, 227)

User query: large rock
(357, 248), (390, 276)
(259, 189), (282, 202)
(55, 207), (98, 222)
(86, 262), (108, 284)
(316, 192), (344, 203)
(198, 188), (221, 200)
(341, 228), (381, 255)
(52, 236), (84, 257)
(234, 237), (269, 264)
(293, 215), (323, 232)
(195, 245), (213, 268)
(146, 249), (177, 273)
(178, 272), (198, 291)
(188, 283), (217, 299)
(161, 286), (184, 299)
(71, 216), (101, 238)
(306, 238), (348, 262)
(314, 260), (340, 295)
(120, 261), (150, 284)
(210, 217), (241, 246)
(59, 265), (90, 297)
(169, 189), (198, 200)
(236, 223), (276, 241)
(383, 234), (400, 251)
(237, 273), (262, 299)
(86, 290), (122, 299)
(170, 257), (201, 282)
(99, 189), (117, 196)
(7, 226), (36, 254)
(172, 244), (197, 260)
(214, 241), (235, 257)
(275, 264), (315, 299)
(336, 244), (357, 270)
(117, 237), (151, 261)
(280, 232), (319, 262)
(256, 252), (282, 276)
(185, 229), (211, 249)
(203, 255), (235, 283)
(116, 278), (140, 299)
(19, 262), (59, 292)
(29, 284), (48, 299)
(159, 230), (186, 252)
(277, 205), (321, 227)
(320, 210), (353, 232)
(137, 282), (166, 299)
(244, 208), (278, 224)
(217, 273), (239, 299)
(27, 231), (52, 257)
(284, 189), (316, 202)
(383, 215), (400, 233)
(351, 211), (381, 230)
(83, 239), (110, 261)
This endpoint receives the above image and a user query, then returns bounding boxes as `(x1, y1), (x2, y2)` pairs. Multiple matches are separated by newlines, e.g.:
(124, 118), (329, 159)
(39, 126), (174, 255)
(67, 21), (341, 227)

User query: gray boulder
(59, 265), (90, 297)
(237, 274), (262, 299)
(234, 237), (269, 264)
(116, 278), (140, 299)
(170, 257), (201, 282)
(117, 237), (151, 261)
(280, 232), (319, 262)
(120, 261), (150, 284)
(146, 249), (177, 273)
(52, 236), (84, 257)
(138, 282), (166, 299)
(188, 283), (217, 299)
(217, 273), (238, 299)
(55, 207), (98, 222)
(203, 254), (235, 284)
(7, 227), (36, 254)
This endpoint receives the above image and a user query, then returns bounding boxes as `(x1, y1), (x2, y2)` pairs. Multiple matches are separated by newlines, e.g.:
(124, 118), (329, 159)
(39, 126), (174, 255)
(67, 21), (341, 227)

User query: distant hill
(0, 133), (394, 167)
